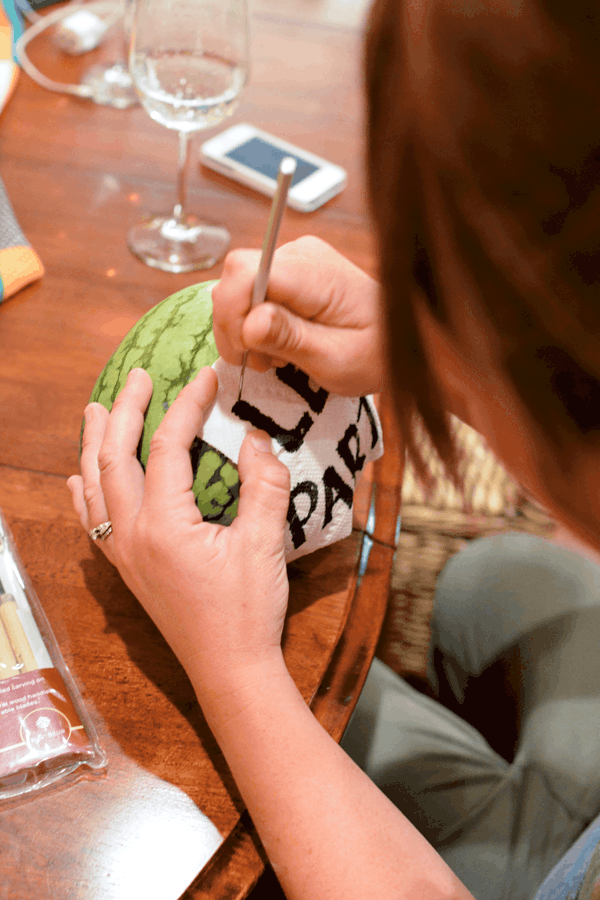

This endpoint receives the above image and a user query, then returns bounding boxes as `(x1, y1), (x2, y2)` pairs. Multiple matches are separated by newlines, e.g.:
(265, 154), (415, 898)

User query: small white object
(15, 2), (124, 99)
(53, 10), (110, 55)
(200, 123), (347, 213)
(0, 59), (16, 115)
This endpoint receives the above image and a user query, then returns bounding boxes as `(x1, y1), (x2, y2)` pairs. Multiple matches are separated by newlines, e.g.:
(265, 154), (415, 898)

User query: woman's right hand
(212, 236), (385, 396)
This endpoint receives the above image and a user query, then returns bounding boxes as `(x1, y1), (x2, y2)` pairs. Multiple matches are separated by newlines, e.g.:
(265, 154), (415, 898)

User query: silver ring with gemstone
(89, 521), (113, 541)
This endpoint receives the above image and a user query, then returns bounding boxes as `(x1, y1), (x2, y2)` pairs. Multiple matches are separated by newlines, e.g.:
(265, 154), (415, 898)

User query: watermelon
(86, 280), (241, 525)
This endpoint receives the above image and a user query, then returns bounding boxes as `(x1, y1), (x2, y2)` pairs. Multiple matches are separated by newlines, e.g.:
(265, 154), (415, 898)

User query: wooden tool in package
(0, 510), (105, 800)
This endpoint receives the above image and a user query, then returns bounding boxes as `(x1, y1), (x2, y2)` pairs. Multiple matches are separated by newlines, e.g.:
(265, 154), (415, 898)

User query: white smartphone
(200, 123), (347, 213)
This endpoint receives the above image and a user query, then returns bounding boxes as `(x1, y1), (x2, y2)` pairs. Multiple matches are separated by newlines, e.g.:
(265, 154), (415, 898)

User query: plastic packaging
(0, 510), (106, 800)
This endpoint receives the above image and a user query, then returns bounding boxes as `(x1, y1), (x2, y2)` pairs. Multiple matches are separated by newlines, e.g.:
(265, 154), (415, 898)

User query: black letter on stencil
(232, 400), (313, 453)
(323, 466), (353, 528)
(276, 364), (329, 414)
(357, 396), (379, 449)
(287, 481), (319, 549)
(336, 423), (366, 481)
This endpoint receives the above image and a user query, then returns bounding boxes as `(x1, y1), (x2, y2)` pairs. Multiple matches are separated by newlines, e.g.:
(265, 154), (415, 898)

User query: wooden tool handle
(0, 594), (38, 674)
(0, 616), (17, 681)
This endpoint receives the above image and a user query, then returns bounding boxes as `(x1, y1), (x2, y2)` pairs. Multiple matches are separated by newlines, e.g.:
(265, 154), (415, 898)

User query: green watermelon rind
(190, 437), (240, 525)
(87, 280), (240, 525)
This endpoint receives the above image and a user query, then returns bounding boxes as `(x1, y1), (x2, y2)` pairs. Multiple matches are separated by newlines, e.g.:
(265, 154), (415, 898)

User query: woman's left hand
(67, 367), (292, 703)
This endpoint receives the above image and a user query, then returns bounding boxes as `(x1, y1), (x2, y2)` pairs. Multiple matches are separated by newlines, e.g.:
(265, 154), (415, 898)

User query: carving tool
(237, 156), (297, 402)
(0, 615), (16, 680)
(0, 579), (37, 675)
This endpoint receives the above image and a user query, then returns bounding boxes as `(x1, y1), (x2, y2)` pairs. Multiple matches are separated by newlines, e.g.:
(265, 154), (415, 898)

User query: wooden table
(0, 2), (402, 896)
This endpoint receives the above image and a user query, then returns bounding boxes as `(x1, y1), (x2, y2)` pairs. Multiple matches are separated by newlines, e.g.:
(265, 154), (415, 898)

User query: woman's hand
(212, 235), (385, 396)
(67, 367), (291, 702)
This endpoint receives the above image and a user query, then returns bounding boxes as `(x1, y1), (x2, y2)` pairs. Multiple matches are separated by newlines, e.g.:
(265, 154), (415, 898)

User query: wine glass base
(81, 63), (139, 110)
(128, 215), (230, 272)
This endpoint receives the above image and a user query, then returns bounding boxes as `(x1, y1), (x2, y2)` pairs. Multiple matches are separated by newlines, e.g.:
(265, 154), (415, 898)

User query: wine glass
(80, 0), (139, 109)
(127, 0), (249, 272)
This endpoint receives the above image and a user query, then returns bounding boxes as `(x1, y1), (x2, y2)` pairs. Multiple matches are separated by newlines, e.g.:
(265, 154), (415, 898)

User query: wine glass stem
(173, 131), (191, 222)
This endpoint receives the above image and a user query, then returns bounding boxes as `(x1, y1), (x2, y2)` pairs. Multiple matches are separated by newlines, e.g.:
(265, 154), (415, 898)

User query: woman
(68, 0), (600, 897)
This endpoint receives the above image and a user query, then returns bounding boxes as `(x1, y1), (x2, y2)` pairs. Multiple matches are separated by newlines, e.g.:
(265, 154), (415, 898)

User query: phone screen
(225, 137), (319, 187)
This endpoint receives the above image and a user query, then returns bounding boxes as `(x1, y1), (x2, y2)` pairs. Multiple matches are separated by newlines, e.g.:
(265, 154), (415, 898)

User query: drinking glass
(80, 0), (139, 109)
(127, 0), (249, 271)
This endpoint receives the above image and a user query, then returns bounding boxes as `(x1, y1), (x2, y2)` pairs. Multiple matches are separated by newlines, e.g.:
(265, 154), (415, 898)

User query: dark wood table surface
(0, 2), (402, 896)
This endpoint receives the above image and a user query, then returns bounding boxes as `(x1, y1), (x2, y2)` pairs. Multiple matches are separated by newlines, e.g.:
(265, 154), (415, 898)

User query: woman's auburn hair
(365, 0), (600, 481)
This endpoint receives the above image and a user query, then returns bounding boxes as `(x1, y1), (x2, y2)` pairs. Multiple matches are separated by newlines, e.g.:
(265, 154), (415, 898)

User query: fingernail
(84, 404), (94, 424)
(251, 432), (272, 453)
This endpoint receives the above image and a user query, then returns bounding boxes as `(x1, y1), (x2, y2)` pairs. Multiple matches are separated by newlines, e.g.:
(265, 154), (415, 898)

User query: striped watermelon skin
(87, 280), (240, 525)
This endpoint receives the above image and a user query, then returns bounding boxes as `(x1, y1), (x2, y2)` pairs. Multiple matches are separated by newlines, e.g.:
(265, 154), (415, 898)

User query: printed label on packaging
(0, 668), (91, 778)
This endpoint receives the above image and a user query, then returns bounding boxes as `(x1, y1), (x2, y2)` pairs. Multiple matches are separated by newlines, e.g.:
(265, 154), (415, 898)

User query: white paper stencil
(201, 358), (383, 562)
